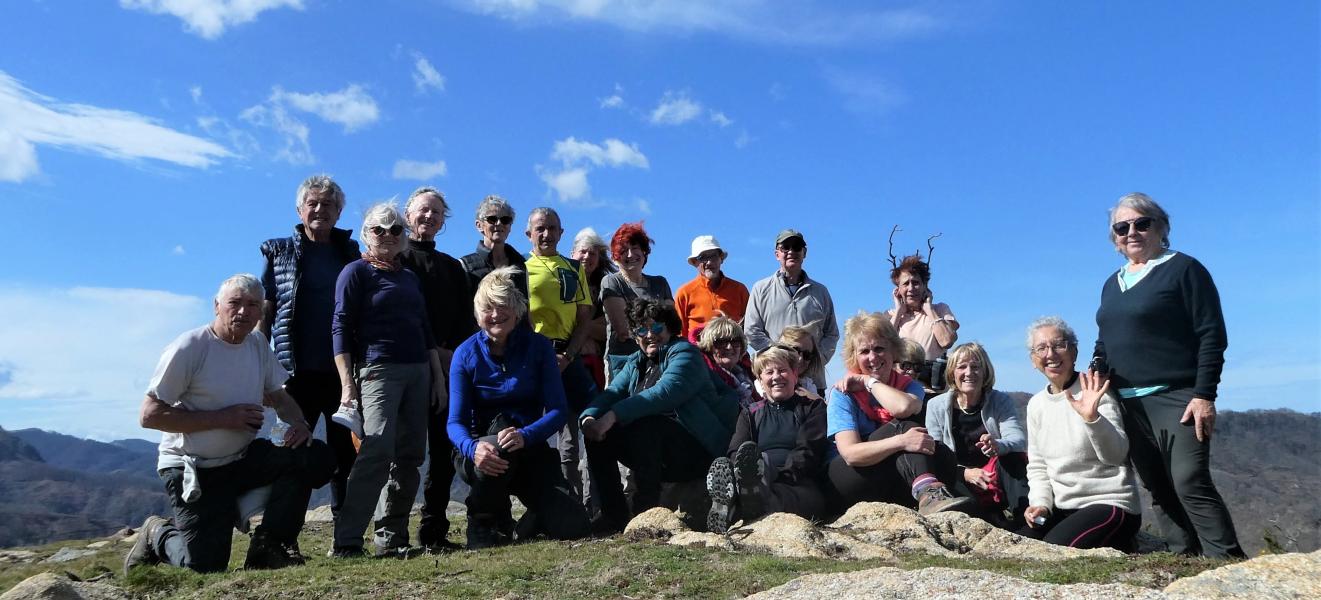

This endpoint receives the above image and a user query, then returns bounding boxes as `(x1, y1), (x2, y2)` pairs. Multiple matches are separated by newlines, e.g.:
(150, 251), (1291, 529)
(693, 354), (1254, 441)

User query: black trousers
(454, 416), (589, 541)
(287, 371), (358, 517)
(418, 407), (457, 546)
(585, 415), (713, 529)
(155, 439), (335, 573)
(826, 419), (960, 510)
(1016, 504), (1141, 551)
(1120, 388), (1245, 558)
(765, 478), (829, 521)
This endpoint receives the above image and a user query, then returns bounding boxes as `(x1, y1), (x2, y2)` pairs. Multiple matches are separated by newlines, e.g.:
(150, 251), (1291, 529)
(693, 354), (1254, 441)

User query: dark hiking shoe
(244, 531), (305, 569)
(422, 539), (464, 554)
(123, 516), (168, 575)
(330, 545), (366, 559)
(733, 441), (770, 522)
(466, 519), (512, 550)
(374, 545), (424, 559)
(706, 457), (737, 533)
(917, 484), (972, 516)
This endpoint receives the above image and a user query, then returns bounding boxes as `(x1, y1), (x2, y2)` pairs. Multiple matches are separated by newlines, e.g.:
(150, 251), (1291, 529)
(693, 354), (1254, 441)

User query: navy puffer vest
(259, 225), (360, 372)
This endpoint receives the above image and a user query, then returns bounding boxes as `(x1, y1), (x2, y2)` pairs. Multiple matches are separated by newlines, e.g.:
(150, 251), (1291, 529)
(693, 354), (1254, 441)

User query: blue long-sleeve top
(446, 324), (568, 461)
(332, 260), (436, 364)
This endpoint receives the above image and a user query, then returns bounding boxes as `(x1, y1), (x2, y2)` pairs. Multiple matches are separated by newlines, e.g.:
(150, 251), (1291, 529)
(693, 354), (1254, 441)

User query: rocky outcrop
(749, 566), (1165, 599)
(0, 572), (128, 600)
(624, 502), (1123, 562)
(1164, 549), (1321, 599)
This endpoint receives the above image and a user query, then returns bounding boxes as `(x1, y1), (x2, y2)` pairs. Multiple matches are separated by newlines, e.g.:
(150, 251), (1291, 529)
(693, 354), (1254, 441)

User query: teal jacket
(582, 339), (738, 458)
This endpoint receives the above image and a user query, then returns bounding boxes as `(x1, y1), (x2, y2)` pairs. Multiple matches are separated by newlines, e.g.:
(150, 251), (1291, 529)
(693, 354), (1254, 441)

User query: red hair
(610, 222), (653, 261)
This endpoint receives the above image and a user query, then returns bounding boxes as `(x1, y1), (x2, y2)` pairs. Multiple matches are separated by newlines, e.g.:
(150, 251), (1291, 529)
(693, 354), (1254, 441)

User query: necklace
(957, 398), (979, 415)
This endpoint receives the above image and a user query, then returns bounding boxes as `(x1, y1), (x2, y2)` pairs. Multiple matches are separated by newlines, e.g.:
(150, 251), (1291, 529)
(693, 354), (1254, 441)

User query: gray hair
(1025, 316), (1078, 350)
(295, 174), (345, 211)
(1108, 192), (1171, 250)
(405, 186), (451, 220)
(572, 227), (608, 253)
(473, 266), (528, 321)
(475, 194), (513, 220)
(526, 206), (560, 232)
(215, 273), (264, 303)
(360, 201), (406, 240)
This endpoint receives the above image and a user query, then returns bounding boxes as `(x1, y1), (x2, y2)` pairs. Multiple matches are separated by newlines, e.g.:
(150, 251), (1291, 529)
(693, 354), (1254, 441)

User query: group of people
(125, 179), (1245, 575)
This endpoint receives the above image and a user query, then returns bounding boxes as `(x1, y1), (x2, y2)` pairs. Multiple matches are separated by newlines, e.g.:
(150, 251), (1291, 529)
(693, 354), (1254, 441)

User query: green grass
(2, 517), (1232, 599)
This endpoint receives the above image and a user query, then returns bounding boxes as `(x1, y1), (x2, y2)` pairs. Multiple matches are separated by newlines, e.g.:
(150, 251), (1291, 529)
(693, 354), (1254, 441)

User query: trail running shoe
(706, 457), (737, 533)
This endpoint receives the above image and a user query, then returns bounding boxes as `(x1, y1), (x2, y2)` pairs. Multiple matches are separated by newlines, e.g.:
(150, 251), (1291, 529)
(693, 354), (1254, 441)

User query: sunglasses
(632, 322), (666, 337)
(1111, 216), (1155, 236)
(371, 224), (404, 237)
(483, 215), (515, 225)
(777, 240), (806, 252)
(696, 251), (723, 263)
(898, 361), (922, 372)
(714, 339), (743, 350)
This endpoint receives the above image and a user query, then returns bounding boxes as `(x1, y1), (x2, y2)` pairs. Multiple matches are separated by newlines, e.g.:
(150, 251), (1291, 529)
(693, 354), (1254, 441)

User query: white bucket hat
(688, 235), (727, 266)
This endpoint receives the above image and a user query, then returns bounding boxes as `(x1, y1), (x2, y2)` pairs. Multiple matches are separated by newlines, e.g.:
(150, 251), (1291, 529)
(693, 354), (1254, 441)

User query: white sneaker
(331, 404), (364, 439)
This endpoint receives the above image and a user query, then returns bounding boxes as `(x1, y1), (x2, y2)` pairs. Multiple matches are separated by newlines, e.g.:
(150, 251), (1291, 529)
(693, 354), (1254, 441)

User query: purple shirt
(332, 260), (435, 364)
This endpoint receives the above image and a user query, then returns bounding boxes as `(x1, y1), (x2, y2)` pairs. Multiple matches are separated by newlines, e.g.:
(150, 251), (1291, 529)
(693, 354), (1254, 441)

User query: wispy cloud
(649, 91), (703, 126)
(392, 158), (448, 180)
(240, 84), (379, 164)
(0, 285), (211, 440)
(709, 111), (733, 128)
(822, 66), (906, 117)
(0, 71), (231, 183)
(120, 0), (304, 39)
(599, 83), (625, 109)
(453, 1), (942, 46)
(412, 53), (446, 93)
(734, 129), (755, 149)
(537, 136), (648, 203)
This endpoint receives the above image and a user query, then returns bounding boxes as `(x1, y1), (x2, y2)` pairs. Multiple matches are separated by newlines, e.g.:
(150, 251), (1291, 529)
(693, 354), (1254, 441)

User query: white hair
(526, 206), (560, 232)
(475, 194), (513, 219)
(360, 201), (406, 239)
(295, 174), (345, 211)
(215, 273), (264, 303)
(1108, 192), (1171, 249)
(405, 186), (451, 219)
(1026, 316), (1078, 350)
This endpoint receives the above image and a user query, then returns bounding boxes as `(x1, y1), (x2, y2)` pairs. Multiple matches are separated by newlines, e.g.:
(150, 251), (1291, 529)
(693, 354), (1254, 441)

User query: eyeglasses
(696, 251), (723, 263)
(483, 215), (515, 225)
(632, 322), (665, 337)
(1111, 216), (1155, 236)
(1030, 340), (1073, 356)
(777, 240), (805, 252)
(371, 224), (404, 237)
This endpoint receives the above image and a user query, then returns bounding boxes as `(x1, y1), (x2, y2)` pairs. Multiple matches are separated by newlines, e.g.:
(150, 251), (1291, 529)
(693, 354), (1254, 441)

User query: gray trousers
(333, 361), (430, 550)
(1120, 388), (1244, 558)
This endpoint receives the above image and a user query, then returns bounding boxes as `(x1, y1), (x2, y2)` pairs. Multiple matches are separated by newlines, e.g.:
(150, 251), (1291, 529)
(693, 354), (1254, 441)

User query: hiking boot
(733, 441), (770, 522)
(244, 531), (305, 570)
(466, 519), (512, 550)
(123, 515), (169, 575)
(917, 484), (972, 516)
(330, 545), (365, 559)
(705, 457), (737, 533)
(422, 539), (464, 554)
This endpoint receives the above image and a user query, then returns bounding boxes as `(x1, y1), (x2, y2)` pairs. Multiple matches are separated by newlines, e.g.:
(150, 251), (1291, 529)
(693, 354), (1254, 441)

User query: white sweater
(1026, 378), (1140, 514)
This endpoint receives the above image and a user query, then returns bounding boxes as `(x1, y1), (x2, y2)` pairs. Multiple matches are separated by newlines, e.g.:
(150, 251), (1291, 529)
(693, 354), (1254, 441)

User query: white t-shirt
(147, 325), (288, 469)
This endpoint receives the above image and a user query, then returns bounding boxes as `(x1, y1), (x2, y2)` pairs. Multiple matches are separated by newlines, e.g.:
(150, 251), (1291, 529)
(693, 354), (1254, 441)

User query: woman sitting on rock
(706, 346), (828, 532)
(775, 324), (824, 398)
(825, 311), (970, 516)
(447, 266), (590, 548)
(925, 342), (1029, 528)
(697, 316), (759, 409)
(580, 298), (738, 533)
(1018, 317), (1141, 550)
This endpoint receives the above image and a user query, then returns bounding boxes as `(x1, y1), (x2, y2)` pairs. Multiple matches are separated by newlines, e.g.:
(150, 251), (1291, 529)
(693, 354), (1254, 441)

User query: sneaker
(244, 531), (305, 570)
(330, 545), (366, 559)
(374, 545), (424, 559)
(733, 441), (770, 522)
(917, 484), (973, 516)
(706, 457), (737, 533)
(331, 403), (364, 439)
(123, 516), (169, 575)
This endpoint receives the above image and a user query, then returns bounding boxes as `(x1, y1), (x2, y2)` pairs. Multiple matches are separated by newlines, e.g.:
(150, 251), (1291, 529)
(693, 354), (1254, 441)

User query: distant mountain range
(2, 408), (1317, 553)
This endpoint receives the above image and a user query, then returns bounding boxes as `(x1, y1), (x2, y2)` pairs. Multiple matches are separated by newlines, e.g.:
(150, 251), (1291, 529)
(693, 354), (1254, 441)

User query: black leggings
(1016, 504), (1141, 551)
(827, 419), (960, 510)
(585, 415), (713, 528)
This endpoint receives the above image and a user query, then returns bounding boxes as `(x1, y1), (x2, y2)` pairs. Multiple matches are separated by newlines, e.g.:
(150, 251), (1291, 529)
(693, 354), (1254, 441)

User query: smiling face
(758, 359), (799, 402)
(572, 245), (601, 275)
(693, 249), (724, 280)
(213, 288), (262, 342)
(526, 212), (563, 256)
(476, 209), (513, 247)
(297, 189), (342, 238)
(1111, 206), (1160, 263)
(775, 238), (807, 273)
(478, 301), (517, 343)
(618, 242), (647, 275)
(633, 319), (671, 358)
(895, 271), (927, 310)
(407, 193), (446, 241)
(711, 338), (745, 370)
(850, 334), (893, 380)
(953, 356), (986, 399)
(1030, 326), (1077, 387)
(365, 220), (404, 260)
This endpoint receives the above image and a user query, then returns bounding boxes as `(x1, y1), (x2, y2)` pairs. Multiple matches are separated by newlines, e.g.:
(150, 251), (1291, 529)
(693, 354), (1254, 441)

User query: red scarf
(362, 252), (401, 272)
(849, 370), (914, 426)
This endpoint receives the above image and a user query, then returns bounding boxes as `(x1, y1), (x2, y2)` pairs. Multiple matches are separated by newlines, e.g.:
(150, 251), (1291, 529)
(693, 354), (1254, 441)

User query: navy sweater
(332, 260), (436, 364)
(1094, 252), (1227, 400)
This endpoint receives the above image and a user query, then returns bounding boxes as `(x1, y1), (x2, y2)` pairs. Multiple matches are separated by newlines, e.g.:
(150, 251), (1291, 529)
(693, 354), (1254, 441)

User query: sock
(910, 473), (939, 499)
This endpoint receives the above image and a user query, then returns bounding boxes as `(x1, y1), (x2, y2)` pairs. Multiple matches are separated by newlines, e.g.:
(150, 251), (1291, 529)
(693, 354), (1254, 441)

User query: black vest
(259, 225), (359, 372)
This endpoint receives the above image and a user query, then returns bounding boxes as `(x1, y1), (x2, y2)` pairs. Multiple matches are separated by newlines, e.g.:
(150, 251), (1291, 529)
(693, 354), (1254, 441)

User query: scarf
(362, 251), (401, 272)
(850, 370), (914, 426)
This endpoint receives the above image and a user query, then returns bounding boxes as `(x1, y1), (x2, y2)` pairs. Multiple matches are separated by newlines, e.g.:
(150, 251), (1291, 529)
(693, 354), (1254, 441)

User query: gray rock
(42, 548), (98, 563)
(748, 566), (1165, 600)
(0, 572), (130, 600)
(0, 550), (39, 564)
(1164, 549), (1321, 599)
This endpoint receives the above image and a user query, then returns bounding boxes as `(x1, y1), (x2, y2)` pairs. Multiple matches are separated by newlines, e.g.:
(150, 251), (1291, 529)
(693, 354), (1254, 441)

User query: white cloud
(0, 71), (231, 183)
(239, 101), (312, 164)
(634, 198), (651, 215)
(240, 84), (379, 164)
(709, 111), (732, 128)
(649, 91), (703, 126)
(412, 53), (446, 93)
(823, 66), (906, 117)
(120, 0), (304, 39)
(172, 245), (186, 255)
(0, 285), (211, 440)
(734, 129), (755, 149)
(454, 1), (941, 46)
(537, 136), (648, 204)
(599, 83), (625, 109)
(392, 158), (448, 180)
(189, 85), (203, 103)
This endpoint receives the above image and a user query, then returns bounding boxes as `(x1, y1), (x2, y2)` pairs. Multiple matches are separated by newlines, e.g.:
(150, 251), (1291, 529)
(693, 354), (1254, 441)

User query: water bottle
(269, 419), (289, 447)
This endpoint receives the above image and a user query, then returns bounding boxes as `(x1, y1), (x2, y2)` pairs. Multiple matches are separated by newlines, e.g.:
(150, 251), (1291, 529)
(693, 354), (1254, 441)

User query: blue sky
(1, 1), (1317, 441)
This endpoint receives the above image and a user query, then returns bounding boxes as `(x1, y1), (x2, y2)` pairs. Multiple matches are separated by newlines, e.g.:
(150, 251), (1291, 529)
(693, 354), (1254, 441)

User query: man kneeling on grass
(125, 274), (336, 574)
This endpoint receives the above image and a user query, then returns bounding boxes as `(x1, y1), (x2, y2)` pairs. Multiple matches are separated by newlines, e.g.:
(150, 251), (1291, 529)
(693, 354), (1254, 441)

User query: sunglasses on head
(371, 224), (404, 237)
(632, 322), (665, 337)
(1111, 216), (1155, 236)
(483, 215), (515, 225)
